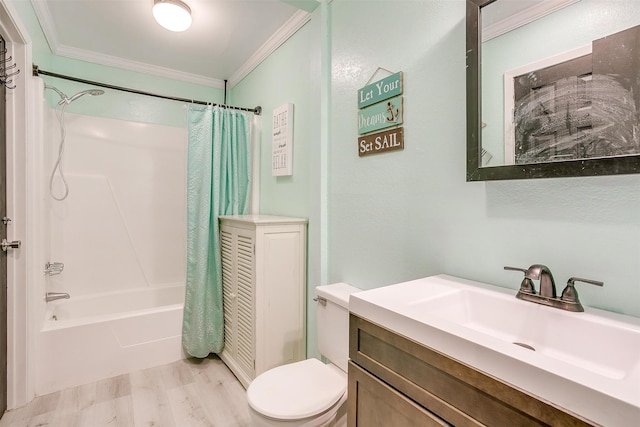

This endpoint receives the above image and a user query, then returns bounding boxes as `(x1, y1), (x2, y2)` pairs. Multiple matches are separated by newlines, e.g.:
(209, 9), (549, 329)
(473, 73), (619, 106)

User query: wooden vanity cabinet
(348, 314), (596, 427)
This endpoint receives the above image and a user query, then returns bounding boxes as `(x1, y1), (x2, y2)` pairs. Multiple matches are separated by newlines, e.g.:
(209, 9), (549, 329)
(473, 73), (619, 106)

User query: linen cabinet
(218, 215), (307, 388)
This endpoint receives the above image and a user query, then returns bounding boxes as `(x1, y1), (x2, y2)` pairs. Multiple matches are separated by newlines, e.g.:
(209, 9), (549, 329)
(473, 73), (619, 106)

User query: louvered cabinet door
(220, 228), (235, 358)
(219, 224), (256, 387)
(235, 230), (255, 379)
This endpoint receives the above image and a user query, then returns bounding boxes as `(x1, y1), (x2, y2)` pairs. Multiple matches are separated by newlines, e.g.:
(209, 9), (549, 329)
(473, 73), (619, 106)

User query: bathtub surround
(32, 77), (188, 395)
(182, 106), (252, 358)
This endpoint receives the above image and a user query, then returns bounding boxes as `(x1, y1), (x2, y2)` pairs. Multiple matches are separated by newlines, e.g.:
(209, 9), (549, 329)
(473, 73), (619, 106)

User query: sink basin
(408, 287), (640, 380)
(350, 274), (640, 426)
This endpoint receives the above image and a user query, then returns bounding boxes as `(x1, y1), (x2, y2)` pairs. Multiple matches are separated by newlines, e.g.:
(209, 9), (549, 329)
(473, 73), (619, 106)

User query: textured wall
(329, 0), (640, 318)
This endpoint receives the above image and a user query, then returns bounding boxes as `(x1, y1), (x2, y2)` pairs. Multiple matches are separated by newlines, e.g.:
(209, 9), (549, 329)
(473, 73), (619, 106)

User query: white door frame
(0, 0), (32, 409)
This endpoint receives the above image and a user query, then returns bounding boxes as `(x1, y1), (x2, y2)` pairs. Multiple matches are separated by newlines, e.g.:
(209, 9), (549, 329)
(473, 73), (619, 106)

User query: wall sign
(357, 70), (404, 156)
(357, 71), (403, 109)
(359, 127), (404, 157)
(272, 103), (293, 176)
(358, 95), (403, 135)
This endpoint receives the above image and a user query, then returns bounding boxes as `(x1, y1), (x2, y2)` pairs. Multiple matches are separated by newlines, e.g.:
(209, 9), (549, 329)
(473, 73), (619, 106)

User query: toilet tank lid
(316, 283), (361, 308)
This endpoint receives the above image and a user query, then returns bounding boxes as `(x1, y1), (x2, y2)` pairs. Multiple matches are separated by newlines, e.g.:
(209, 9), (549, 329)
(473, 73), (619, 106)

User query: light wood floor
(0, 355), (252, 427)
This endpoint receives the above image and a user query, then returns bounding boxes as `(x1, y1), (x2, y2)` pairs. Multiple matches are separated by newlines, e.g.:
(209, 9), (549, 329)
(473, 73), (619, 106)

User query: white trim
(228, 10), (311, 88)
(31, 0), (310, 90)
(483, 0), (581, 42)
(0, 0), (34, 409)
(502, 44), (592, 165)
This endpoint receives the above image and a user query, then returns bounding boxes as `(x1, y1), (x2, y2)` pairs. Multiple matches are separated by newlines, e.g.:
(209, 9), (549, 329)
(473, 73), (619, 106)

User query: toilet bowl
(247, 359), (347, 426)
(246, 283), (360, 426)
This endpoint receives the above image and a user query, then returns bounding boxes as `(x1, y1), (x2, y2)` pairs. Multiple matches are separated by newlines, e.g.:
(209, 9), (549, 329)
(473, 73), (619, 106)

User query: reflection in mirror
(467, 0), (640, 180)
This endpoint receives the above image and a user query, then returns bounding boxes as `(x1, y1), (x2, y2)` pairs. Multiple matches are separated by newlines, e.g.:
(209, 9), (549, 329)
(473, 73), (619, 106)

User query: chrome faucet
(504, 265), (603, 312)
(45, 292), (70, 302)
(524, 264), (557, 298)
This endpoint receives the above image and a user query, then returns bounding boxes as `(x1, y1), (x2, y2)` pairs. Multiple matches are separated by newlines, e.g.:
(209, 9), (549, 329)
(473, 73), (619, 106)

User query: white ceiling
(31, 0), (317, 89)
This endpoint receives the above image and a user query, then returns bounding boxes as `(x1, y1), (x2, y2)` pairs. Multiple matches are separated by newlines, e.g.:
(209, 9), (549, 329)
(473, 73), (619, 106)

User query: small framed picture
(272, 103), (293, 176)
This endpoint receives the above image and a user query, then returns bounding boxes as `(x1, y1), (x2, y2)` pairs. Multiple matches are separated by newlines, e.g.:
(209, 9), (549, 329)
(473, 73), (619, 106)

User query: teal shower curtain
(182, 105), (251, 358)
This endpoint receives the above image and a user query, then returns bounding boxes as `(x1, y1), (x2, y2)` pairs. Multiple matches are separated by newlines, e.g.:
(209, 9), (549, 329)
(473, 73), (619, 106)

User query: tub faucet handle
(44, 262), (64, 276)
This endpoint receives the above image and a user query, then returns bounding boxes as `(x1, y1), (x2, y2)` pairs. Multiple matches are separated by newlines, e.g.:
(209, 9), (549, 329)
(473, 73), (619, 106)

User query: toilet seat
(247, 358), (346, 421)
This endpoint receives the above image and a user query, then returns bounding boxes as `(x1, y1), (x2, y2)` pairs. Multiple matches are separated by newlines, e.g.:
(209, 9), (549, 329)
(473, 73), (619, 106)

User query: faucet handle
(504, 266), (536, 294)
(560, 277), (604, 311)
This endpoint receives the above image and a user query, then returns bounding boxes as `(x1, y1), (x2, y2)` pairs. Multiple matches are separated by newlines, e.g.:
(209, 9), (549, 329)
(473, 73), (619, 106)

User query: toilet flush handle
(313, 296), (327, 306)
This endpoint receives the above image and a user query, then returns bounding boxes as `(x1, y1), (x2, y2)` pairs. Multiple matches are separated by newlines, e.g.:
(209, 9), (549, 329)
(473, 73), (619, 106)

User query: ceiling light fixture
(153, 0), (192, 32)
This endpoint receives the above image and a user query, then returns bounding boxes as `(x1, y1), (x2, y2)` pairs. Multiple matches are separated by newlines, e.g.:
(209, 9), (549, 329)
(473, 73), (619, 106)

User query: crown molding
(30, 0), (58, 52)
(31, 0), (310, 90)
(483, 0), (580, 42)
(53, 44), (226, 88)
(228, 9), (311, 88)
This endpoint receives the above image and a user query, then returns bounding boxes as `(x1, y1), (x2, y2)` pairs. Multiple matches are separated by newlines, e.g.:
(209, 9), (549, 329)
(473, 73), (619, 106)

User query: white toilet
(246, 282), (360, 427)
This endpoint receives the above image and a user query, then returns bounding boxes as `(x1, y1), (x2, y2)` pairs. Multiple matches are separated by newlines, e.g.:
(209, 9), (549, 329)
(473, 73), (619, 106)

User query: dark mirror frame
(466, 0), (640, 181)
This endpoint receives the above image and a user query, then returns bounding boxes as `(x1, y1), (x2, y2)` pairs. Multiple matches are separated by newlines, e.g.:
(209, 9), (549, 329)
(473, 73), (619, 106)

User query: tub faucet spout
(45, 292), (70, 302)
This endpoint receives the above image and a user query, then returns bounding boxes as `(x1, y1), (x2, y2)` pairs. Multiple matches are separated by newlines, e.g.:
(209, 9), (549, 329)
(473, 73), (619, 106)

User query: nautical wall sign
(359, 127), (404, 157)
(358, 95), (403, 135)
(272, 103), (293, 176)
(357, 71), (403, 109)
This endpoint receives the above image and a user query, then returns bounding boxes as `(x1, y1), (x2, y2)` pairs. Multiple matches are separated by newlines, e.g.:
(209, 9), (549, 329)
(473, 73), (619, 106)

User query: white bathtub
(36, 284), (186, 395)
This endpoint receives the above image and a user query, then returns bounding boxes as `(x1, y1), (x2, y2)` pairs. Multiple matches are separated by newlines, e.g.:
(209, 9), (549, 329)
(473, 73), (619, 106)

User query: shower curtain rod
(32, 64), (262, 115)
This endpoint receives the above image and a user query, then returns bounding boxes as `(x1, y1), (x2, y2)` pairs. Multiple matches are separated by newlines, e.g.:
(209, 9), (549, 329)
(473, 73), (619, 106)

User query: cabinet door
(348, 362), (450, 427)
(220, 225), (255, 380)
(257, 228), (305, 372)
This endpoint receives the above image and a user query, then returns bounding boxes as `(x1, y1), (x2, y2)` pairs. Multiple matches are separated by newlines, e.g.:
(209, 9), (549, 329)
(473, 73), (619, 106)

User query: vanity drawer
(349, 314), (595, 427)
(348, 360), (450, 426)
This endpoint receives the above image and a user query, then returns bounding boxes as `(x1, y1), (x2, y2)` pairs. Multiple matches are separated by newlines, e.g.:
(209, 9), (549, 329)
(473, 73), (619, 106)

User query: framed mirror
(467, 0), (640, 181)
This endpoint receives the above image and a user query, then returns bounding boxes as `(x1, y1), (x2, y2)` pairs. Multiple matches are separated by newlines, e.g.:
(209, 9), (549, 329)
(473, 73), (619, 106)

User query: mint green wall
(232, 0), (640, 359)
(14, 1), (224, 128)
(230, 19), (319, 219)
(330, 0), (640, 319)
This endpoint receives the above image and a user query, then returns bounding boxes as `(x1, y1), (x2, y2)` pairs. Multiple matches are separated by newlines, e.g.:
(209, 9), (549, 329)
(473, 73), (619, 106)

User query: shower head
(67, 89), (105, 103)
(44, 85), (104, 105)
(44, 85), (68, 102)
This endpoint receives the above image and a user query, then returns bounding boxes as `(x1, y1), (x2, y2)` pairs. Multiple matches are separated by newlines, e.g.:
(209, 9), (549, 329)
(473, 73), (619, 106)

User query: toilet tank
(316, 282), (361, 373)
